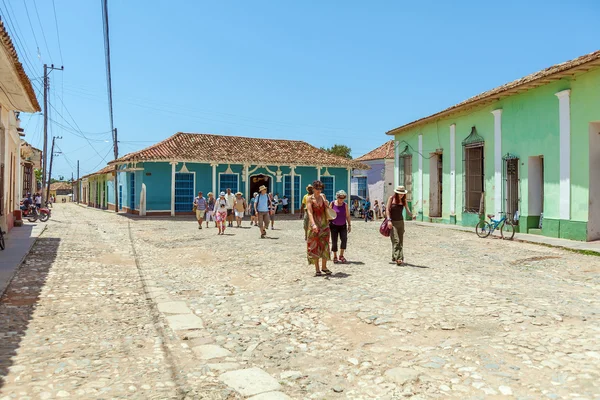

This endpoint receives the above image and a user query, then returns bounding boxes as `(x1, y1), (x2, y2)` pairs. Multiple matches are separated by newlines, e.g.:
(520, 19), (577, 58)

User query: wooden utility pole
(77, 160), (80, 204)
(46, 136), (62, 202)
(114, 128), (118, 212)
(41, 64), (64, 206)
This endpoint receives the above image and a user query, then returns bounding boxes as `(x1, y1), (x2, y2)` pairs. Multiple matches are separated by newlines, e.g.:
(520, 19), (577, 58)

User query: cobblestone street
(1, 203), (599, 399)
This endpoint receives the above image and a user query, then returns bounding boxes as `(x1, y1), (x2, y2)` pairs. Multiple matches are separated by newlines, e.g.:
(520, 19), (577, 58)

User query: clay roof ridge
(387, 49), (600, 135)
(356, 140), (395, 162)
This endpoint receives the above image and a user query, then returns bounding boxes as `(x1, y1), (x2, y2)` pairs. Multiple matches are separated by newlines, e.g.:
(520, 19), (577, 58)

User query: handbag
(326, 207), (337, 221)
(192, 205), (197, 212)
(380, 218), (391, 237)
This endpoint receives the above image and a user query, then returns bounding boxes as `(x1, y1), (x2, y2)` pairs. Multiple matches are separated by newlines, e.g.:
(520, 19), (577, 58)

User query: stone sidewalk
(413, 220), (600, 254)
(0, 223), (46, 297)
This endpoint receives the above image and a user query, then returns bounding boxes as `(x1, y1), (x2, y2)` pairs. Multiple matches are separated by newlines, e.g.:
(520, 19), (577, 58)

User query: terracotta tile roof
(356, 140), (395, 162)
(0, 20), (41, 112)
(387, 50), (600, 135)
(110, 132), (369, 170)
(81, 165), (114, 180)
(49, 182), (72, 191)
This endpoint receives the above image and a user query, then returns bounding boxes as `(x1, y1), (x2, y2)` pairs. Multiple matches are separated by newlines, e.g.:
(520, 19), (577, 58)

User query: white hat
(219, 191), (226, 196)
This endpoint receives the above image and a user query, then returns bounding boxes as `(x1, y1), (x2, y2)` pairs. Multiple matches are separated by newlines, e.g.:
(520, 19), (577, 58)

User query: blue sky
(3, 0), (599, 178)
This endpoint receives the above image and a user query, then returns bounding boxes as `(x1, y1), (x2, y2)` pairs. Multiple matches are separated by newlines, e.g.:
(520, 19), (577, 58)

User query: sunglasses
(337, 196), (346, 199)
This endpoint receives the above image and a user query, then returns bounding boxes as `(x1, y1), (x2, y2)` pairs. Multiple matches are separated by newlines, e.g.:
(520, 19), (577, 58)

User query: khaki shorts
(196, 209), (206, 220)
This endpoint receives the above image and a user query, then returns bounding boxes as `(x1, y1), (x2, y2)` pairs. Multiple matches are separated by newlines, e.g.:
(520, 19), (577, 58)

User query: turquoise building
(104, 132), (367, 216)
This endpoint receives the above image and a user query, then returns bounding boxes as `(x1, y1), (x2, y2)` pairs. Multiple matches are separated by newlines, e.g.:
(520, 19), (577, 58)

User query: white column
(347, 167), (351, 198)
(244, 164), (249, 202)
(492, 109), (503, 218)
(290, 166), (296, 214)
(418, 135), (423, 214)
(170, 162), (177, 216)
(317, 166), (321, 181)
(556, 89), (571, 220)
(211, 163), (217, 195)
(449, 124), (456, 215)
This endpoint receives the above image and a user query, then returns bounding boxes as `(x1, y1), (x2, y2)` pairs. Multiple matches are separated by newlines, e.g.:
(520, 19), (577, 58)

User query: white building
(0, 21), (42, 231)
(351, 140), (395, 206)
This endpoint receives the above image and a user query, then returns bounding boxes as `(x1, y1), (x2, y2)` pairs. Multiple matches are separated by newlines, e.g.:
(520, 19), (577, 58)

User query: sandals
(333, 257), (339, 264)
(321, 268), (333, 275)
(314, 271), (322, 277)
(339, 256), (347, 264)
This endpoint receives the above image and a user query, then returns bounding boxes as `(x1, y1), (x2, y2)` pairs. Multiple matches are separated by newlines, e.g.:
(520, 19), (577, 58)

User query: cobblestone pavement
(1, 204), (599, 399)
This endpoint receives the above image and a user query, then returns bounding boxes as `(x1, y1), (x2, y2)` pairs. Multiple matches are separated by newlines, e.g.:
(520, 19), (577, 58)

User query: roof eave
(110, 158), (369, 170)
(386, 55), (600, 136)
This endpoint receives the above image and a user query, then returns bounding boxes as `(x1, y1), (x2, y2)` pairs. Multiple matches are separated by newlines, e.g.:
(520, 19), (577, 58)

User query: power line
(32, 0), (52, 64)
(50, 0), (63, 65)
(84, 144), (113, 175)
(21, 0), (42, 61)
(1, 0), (40, 75)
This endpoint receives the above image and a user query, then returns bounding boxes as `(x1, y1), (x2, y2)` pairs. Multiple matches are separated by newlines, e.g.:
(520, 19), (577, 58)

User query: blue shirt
(256, 194), (270, 212)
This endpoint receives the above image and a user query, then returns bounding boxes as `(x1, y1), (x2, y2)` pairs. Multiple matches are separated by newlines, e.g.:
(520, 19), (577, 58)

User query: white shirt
(225, 193), (235, 209)
(282, 198), (289, 206)
(216, 198), (228, 211)
(35, 195), (41, 204)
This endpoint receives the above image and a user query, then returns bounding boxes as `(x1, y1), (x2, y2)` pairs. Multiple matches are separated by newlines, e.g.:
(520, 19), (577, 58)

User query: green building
(387, 50), (600, 241)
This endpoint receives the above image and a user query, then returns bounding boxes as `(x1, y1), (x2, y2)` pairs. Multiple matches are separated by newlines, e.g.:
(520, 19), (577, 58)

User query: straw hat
(336, 190), (347, 198)
(235, 192), (243, 196)
(394, 186), (408, 195)
(259, 185), (267, 192)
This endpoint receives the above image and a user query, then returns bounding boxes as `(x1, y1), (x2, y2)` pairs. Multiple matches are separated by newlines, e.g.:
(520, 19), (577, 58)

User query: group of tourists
(193, 180), (414, 275)
(303, 180), (413, 276)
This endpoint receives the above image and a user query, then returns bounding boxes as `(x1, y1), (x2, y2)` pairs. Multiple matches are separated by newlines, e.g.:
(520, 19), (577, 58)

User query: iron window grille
(398, 145), (413, 202)
(321, 176), (334, 201)
(175, 173), (194, 212)
(463, 126), (485, 213)
(503, 153), (520, 223)
(357, 176), (368, 199)
(219, 174), (238, 194)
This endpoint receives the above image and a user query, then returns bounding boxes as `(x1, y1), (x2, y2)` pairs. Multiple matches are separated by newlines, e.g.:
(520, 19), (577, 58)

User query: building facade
(20, 140), (41, 198)
(351, 140), (396, 207)
(0, 21), (41, 231)
(388, 50), (600, 241)
(99, 132), (367, 216)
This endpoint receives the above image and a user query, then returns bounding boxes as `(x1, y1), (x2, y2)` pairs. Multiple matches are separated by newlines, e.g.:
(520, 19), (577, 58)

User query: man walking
(193, 191), (207, 229)
(233, 192), (247, 228)
(225, 188), (236, 228)
(254, 185), (271, 239)
(364, 197), (372, 222)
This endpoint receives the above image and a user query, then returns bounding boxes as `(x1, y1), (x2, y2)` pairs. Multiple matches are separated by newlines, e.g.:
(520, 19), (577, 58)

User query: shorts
(235, 210), (244, 218)
(196, 209), (206, 219)
(226, 209), (233, 217)
(205, 210), (214, 221)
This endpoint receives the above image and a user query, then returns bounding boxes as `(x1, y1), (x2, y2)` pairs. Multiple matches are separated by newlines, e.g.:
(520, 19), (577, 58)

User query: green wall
(393, 67), (600, 241)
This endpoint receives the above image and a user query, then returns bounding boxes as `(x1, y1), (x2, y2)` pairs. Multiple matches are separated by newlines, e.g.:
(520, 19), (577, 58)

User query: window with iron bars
(464, 145), (484, 212)
(398, 155), (413, 202)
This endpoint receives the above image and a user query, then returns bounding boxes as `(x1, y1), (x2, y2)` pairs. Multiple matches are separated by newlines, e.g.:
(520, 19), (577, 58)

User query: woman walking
(233, 192), (246, 227)
(206, 192), (216, 228)
(249, 192), (258, 226)
(215, 192), (229, 235)
(386, 186), (414, 265)
(306, 180), (332, 276)
(330, 190), (351, 264)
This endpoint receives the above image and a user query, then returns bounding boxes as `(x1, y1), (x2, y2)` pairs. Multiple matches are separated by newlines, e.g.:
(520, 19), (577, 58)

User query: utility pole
(76, 160), (80, 204)
(46, 136), (62, 202)
(41, 64), (64, 207)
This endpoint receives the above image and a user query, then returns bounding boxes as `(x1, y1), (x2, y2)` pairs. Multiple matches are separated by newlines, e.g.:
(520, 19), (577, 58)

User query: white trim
(211, 163), (218, 196)
(418, 135), (423, 213)
(491, 109), (503, 218)
(170, 162), (177, 216)
(317, 166), (321, 181)
(556, 89), (571, 220)
(218, 171), (240, 194)
(449, 124), (456, 215)
(283, 173), (302, 212)
(347, 167), (351, 203)
(320, 175), (336, 202)
(244, 164), (249, 203)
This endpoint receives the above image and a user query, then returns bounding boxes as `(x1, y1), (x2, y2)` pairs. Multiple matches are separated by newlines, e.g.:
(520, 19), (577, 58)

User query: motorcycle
(20, 202), (51, 222)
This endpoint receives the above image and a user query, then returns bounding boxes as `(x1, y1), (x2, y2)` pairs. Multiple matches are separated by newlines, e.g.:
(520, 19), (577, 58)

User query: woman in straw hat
(233, 192), (247, 228)
(386, 186), (414, 265)
(330, 189), (351, 264)
(306, 180), (332, 276)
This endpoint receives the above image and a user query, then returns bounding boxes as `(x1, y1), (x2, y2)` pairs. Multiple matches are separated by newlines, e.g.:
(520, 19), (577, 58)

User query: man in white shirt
(281, 196), (289, 213)
(225, 188), (236, 228)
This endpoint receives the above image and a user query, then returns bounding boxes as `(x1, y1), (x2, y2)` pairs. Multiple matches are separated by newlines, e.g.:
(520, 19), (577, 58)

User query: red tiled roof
(387, 50), (600, 135)
(356, 140), (395, 162)
(81, 165), (114, 180)
(49, 182), (72, 191)
(110, 132), (369, 169)
(0, 20), (41, 112)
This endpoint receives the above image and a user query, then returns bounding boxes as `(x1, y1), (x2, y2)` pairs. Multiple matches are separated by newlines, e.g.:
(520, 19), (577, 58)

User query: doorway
(504, 156), (519, 223)
(528, 156), (544, 227)
(589, 123), (600, 241)
(429, 152), (443, 217)
(250, 174), (271, 195)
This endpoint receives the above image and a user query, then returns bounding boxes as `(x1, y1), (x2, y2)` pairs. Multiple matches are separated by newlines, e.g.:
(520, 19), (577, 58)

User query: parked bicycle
(475, 212), (515, 240)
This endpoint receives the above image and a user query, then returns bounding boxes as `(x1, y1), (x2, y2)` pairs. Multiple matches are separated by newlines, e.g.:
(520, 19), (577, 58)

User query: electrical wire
(21, 0), (42, 62)
(50, 0), (63, 65)
(84, 144), (114, 175)
(32, 0), (52, 64)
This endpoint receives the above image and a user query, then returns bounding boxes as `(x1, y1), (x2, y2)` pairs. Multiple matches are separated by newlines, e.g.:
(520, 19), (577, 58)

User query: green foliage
(34, 169), (42, 183)
(320, 144), (352, 159)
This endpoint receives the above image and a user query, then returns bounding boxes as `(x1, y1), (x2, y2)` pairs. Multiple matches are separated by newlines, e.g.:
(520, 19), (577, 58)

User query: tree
(34, 169), (42, 184)
(320, 144), (352, 159)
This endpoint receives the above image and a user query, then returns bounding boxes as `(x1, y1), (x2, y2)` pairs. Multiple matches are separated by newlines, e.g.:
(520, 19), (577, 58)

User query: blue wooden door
(175, 173), (194, 212)
(129, 173), (136, 211)
(118, 185), (123, 210)
(284, 175), (301, 210)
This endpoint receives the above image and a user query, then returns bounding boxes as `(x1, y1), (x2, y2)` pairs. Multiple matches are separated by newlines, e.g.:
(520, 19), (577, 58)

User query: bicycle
(475, 212), (515, 240)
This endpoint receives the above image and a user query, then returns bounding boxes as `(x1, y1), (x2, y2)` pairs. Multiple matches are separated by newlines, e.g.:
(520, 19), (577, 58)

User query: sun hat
(219, 191), (226, 196)
(306, 184), (313, 190)
(336, 190), (347, 198)
(207, 192), (213, 196)
(259, 185), (267, 192)
(235, 192), (243, 196)
(253, 192), (258, 196)
(394, 185), (408, 195)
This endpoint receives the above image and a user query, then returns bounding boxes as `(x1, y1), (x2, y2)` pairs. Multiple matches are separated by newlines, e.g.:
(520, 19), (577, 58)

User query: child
(215, 193), (228, 235)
